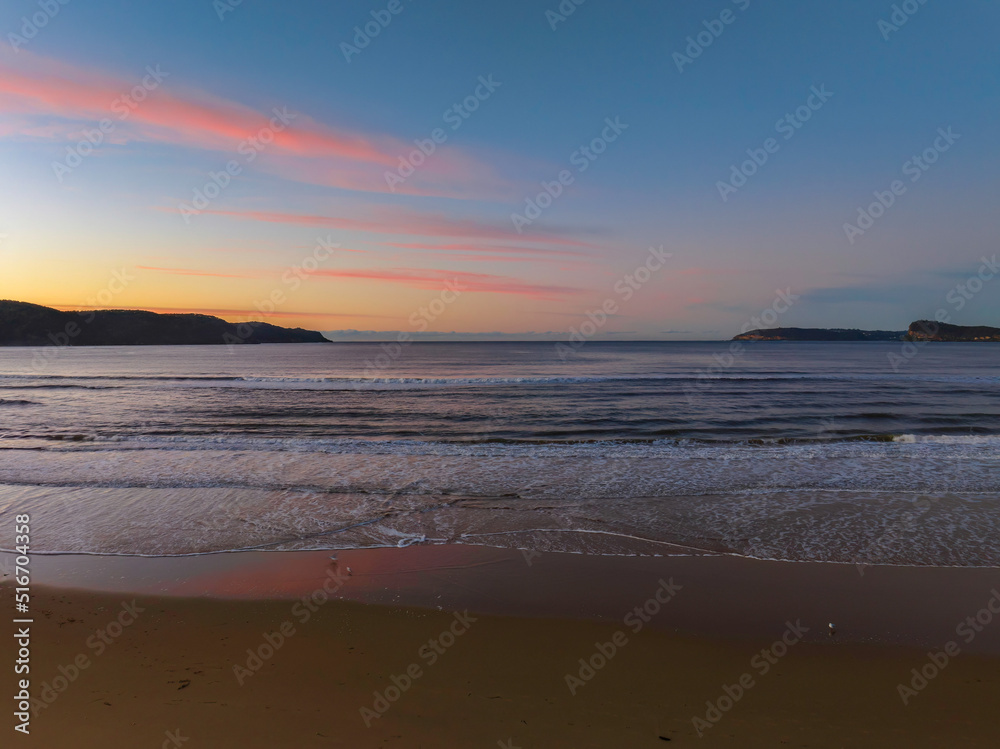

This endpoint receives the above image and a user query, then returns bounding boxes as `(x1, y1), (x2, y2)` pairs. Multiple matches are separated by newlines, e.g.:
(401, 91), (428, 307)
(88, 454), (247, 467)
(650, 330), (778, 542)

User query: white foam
(4, 370), (998, 391)
(893, 434), (1000, 445)
(0, 436), (998, 565)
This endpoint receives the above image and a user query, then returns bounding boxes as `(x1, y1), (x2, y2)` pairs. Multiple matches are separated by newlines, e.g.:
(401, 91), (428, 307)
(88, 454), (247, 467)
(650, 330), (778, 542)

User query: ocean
(1, 341), (998, 565)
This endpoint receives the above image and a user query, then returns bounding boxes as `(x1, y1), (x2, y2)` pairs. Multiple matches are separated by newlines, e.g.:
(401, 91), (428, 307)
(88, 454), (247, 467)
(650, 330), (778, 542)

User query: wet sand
(4, 547), (1000, 747)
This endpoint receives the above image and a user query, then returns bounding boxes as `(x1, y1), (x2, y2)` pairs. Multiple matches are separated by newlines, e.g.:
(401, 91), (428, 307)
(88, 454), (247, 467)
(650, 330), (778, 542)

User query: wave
(2, 482), (998, 566)
(892, 434), (1000, 445)
(2, 432), (998, 489)
(1, 429), (997, 564)
(2, 371), (998, 391)
(4, 431), (1000, 454)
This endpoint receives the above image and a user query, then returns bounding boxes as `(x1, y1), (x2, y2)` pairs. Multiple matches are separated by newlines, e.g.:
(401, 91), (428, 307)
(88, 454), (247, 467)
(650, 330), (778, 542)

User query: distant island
(734, 322), (1000, 342)
(733, 327), (905, 342)
(906, 320), (1000, 342)
(0, 300), (329, 346)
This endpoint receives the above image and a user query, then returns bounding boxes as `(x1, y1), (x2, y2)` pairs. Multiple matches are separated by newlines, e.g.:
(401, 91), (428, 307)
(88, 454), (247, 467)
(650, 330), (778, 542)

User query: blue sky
(1, 0), (998, 337)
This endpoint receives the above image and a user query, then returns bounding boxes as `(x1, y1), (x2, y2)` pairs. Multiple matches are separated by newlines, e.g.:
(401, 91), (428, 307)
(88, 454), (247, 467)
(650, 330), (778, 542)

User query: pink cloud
(200, 207), (595, 248)
(0, 45), (507, 198)
(311, 268), (583, 300)
(380, 241), (587, 257)
(419, 252), (574, 264)
(199, 247), (277, 256)
(135, 265), (259, 278)
(55, 304), (383, 320)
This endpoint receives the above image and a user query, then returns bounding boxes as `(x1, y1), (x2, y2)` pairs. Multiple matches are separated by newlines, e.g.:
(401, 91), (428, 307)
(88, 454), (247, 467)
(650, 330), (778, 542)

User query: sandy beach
(6, 547), (999, 747)
(5, 0), (999, 744)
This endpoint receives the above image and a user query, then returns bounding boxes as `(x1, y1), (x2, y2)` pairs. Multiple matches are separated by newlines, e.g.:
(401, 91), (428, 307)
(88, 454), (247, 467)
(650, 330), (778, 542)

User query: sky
(1, 0), (998, 340)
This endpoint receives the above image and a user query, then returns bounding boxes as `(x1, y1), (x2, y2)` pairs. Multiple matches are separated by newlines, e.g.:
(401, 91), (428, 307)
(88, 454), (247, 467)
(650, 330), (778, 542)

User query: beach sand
(6, 547), (1000, 747)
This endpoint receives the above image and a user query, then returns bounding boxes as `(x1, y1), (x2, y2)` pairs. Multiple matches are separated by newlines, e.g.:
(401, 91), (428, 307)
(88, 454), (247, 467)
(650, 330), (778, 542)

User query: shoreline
(10, 544), (1000, 652)
(4, 546), (1000, 747)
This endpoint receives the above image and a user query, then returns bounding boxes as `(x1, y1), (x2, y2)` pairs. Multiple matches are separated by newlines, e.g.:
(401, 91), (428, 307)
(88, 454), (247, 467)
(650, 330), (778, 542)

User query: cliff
(733, 327), (905, 342)
(0, 300), (330, 346)
(906, 320), (1000, 342)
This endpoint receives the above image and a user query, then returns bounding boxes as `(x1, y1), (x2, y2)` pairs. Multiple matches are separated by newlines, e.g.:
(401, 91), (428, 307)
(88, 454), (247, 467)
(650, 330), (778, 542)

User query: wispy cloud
(419, 252), (579, 265)
(0, 45), (508, 198)
(54, 304), (383, 319)
(379, 241), (588, 257)
(199, 207), (596, 248)
(135, 265), (259, 278)
(312, 267), (583, 300)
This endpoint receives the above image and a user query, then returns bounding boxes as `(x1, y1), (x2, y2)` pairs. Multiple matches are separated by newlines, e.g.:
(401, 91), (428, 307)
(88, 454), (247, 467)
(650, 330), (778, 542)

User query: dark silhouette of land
(0, 300), (329, 346)
(733, 327), (905, 341)
(734, 322), (1000, 342)
(906, 320), (1000, 342)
